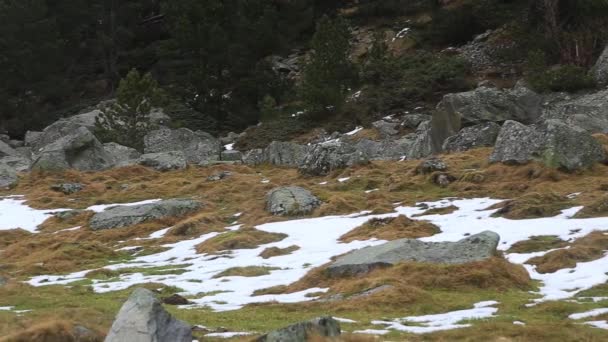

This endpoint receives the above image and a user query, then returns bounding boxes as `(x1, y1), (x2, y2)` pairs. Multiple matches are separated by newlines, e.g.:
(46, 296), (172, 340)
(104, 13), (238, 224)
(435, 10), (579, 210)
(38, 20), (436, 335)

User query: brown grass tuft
(412, 205), (459, 217)
(527, 231), (608, 273)
(213, 266), (281, 278)
(507, 235), (568, 254)
(339, 215), (440, 242)
(195, 228), (287, 254)
(0, 320), (103, 342)
(489, 192), (572, 219)
(574, 194), (608, 218)
(259, 245), (300, 259)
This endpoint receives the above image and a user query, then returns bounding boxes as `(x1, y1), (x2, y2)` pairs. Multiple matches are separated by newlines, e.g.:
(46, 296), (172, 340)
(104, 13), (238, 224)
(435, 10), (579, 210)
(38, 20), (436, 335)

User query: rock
(220, 132), (242, 145)
(433, 173), (456, 187)
(67, 107), (170, 131)
(8, 140), (24, 148)
(24, 131), (43, 149)
(490, 120), (606, 171)
(0, 155), (31, 172)
(415, 158), (448, 175)
(372, 120), (399, 138)
(26, 120), (86, 153)
(442, 122), (501, 152)
(244, 141), (310, 168)
(243, 148), (265, 166)
(104, 288), (192, 342)
(0, 140), (19, 158)
(431, 83), (542, 152)
(542, 88), (608, 134)
(384, 121), (433, 160)
(162, 294), (191, 306)
(144, 128), (220, 165)
(90, 198), (201, 230)
(31, 127), (114, 172)
(104, 143), (141, 167)
(207, 171), (232, 182)
(51, 183), (84, 195)
(593, 44), (608, 85)
(71, 325), (100, 341)
(139, 151), (187, 172)
(328, 231), (500, 277)
(402, 114), (432, 129)
(0, 165), (17, 189)
(256, 317), (341, 342)
(266, 186), (321, 216)
(299, 142), (369, 176)
(220, 150), (243, 162)
(0, 134), (9, 143)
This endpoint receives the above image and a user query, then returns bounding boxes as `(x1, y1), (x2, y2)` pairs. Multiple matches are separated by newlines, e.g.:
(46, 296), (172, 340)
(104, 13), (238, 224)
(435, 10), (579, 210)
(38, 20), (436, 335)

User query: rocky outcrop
(144, 128), (220, 165)
(139, 151), (187, 171)
(256, 317), (341, 342)
(104, 143), (141, 167)
(266, 186), (321, 216)
(90, 199), (201, 230)
(0, 164), (18, 189)
(442, 122), (501, 152)
(298, 142), (369, 176)
(490, 120), (605, 171)
(327, 231), (500, 277)
(593, 44), (608, 86)
(104, 288), (192, 342)
(31, 127), (114, 172)
(431, 83), (542, 152)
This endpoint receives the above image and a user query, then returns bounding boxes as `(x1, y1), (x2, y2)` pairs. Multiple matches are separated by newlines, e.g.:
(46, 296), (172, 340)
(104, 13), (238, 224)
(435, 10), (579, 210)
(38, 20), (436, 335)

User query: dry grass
(489, 192), (572, 219)
(527, 231), (608, 273)
(412, 205), (459, 217)
(37, 211), (94, 233)
(507, 236), (568, 254)
(259, 245), (300, 259)
(339, 215), (440, 242)
(213, 266), (281, 278)
(195, 229), (287, 254)
(574, 194), (608, 218)
(0, 320), (103, 342)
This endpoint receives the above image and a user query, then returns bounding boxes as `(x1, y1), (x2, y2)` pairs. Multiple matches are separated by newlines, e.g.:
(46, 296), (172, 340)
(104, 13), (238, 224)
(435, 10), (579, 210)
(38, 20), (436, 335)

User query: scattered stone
(162, 294), (191, 306)
(256, 317), (341, 342)
(51, 183), (84, 195)
(104, 142), (141, 167)
(104, 288), (192, 342)
(442, 122), (501, 152)
(207, 171), (232, 182)
(266, 186), (321, 216)
(327, 231), (500, 277)
(139, 151), (187, 171)
(90, 199), (202, 230)
(144, 128), (220, 165)
(415, 158), (448, 175)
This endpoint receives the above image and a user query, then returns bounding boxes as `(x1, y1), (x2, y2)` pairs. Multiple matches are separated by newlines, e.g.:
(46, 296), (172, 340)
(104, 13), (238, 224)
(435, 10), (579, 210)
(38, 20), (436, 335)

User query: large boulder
(243, 141), (309, 167)
(144, 128), (220, 165)
(104, 288), (192, 342)
(25, 120), (85, 153)
(266, 186), (321, 216)
(31, 127), (114, 172)
(372, 119), (399, 138)
(593, 44), (608, 86)
(298, 142), (369, 176)
(0, 140), (19, 158)
(442, 122), (501, 152)
(104, 142), (141, 167)
(256, 317), (341, 342)
(0, 155), (31, 172)
(542, 89), (608, 134)
(431, 83), (542, 152)
(0, 164), (18, 189)
(67, 107), (170, 131)
(327, 231), (500, 277)
(139, 151), (187, 172)
(490, 120), (606, 171)
(90, 198), (201, 230)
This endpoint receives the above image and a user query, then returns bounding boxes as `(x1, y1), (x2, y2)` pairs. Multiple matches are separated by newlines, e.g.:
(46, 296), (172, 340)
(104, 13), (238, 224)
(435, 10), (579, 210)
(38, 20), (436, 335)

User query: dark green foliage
(525, 50), (596, 93)
(234, 118), (315, 151)
(95, 69), (165, 151)
(300, 16), (357, 116)
(348, 0), (432, 19)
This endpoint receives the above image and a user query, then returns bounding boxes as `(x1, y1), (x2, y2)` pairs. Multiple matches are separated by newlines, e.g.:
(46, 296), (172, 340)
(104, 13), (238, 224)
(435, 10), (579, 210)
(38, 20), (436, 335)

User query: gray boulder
(90, 198), (201, 230)
(372, 120), (399, 138)
(431, 83), (542, 152)
(104, 142), (142, 167)
(139, 151), (187, 172)
(0, 165), (18, 189)
(104, 288), (192, 342)
(266, 186), (321, 216)
(402, 114), (432, 129)
(144, 128), (220, 165)
(51, 183), (84, 195)
(382, 121), (433, 160)
(542, 89), (608, 134)
(593, 45), (608, 86)
(257, 317), (341, 342)
(25, 120), (86, 153)
(0, 155), (30, 172)
(328, 231), (500, 277)
(220, 150), (243, 162)
(243, 148), (265, 166)
(443, 122), (501, 153)
(31, 127), (114, 172)
(299, 142), (369, 176)
(67, 107), (170, 131)
(0, 140), (19, 158)
(244, 141), (309, 168)
(490, 120), (605, 171)
(415, 157), (448, 175)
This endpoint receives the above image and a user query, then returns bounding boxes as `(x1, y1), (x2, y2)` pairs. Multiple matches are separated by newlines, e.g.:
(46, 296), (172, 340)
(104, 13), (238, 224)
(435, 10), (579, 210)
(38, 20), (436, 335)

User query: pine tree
(95, 69), (164, 151)
(301, 15), (356, 115)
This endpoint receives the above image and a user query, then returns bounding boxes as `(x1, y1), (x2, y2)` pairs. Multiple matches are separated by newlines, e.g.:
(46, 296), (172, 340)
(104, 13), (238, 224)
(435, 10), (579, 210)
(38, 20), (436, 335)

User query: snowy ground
(4, 196), (608, 334)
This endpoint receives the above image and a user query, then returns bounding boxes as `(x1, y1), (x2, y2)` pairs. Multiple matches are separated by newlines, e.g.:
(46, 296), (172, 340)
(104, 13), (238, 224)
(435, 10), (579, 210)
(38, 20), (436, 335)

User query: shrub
(525, 50), (596, 92)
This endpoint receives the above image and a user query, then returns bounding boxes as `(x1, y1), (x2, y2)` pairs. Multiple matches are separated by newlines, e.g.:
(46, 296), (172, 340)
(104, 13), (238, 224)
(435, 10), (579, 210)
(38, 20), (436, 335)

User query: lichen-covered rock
(266, 186), (321, 216)
(25, 120), (86, 153)
(139, 151), (187, 171)
(327, 231), (500, 277)
(372, 120), (399, 138)
(443, 122), (501, 152)
(104, 288), (192, 342)
(90, 199), (201, 230)
(542, 88), (608, 134)
(0, 164), (18, 189)
(144, 128), (220, 165)
(51, 183), (84, 195)
(489, 120), (543, 165)
(257, 317), (341, 342)
(104, 142), (141, 167)
(298, 142), (368, 176)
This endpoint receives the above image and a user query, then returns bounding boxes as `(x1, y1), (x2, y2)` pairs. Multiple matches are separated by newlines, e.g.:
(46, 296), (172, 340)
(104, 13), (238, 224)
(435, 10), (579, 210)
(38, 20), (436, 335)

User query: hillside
(2, 1), (608, 341)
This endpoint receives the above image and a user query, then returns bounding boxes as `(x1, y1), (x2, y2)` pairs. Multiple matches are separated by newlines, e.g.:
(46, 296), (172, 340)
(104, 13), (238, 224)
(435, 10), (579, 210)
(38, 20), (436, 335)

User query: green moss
(507, 236), (568, 254)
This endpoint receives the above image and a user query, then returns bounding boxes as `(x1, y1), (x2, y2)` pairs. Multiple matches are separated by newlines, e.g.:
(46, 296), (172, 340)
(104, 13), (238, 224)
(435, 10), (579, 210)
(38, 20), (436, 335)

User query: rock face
(104, 143), (141, 167)
(593, 45), (608, 85)
(299, 142), (368, 176)
(327, 231), (500, 277)
(0, 165), (18, 189)
(104, 288), (192, 342)
(442, 122), (501, 152)
(257, 317), (341, 342)
(266, 186), (321, 216)
(31, 127), (114, 172)
(490, 120), (605, 171)
(139, 151), (187, 171)
(90, 199), (201, 230)
(431, 83), (542, 151)
(144, 128), (220, 165)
